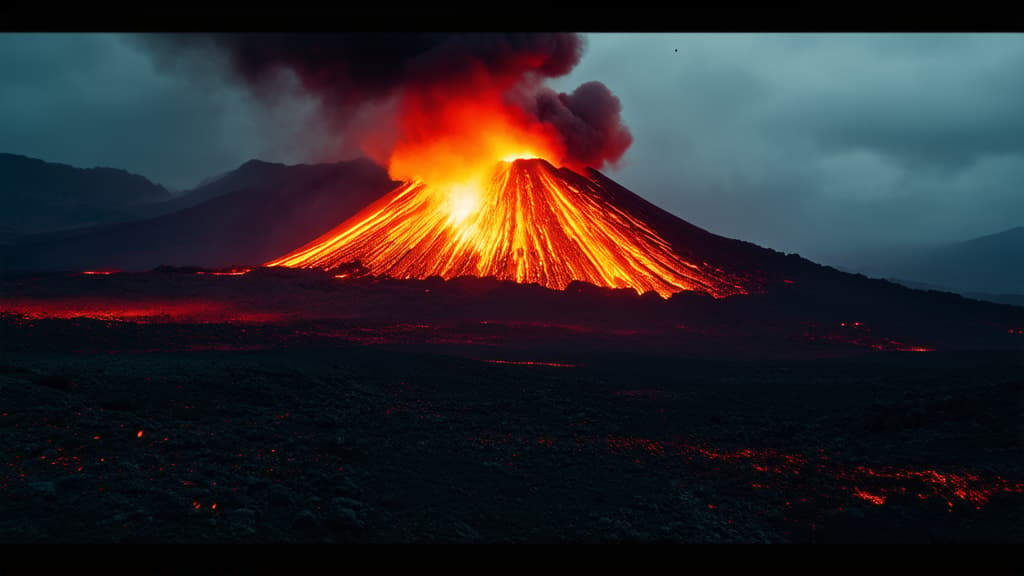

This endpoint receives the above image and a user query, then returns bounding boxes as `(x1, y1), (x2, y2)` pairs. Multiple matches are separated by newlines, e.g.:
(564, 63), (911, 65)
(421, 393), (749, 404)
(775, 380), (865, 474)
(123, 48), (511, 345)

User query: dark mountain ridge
(0, 153), (171, 241)
(826, 226), (1024, 297)
(1, 157), (396, 272)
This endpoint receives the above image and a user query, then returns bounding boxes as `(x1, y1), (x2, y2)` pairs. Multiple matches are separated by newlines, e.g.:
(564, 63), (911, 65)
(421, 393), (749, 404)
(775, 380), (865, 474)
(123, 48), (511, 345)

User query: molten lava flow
(267, 159), (748, 298)
(265, 45), (740, 297)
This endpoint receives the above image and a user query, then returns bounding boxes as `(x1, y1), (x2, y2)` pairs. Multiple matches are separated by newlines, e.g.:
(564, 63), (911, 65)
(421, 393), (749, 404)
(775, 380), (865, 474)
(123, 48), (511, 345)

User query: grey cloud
(0, 33), (331, 190)
(553, 33), (1024, 258)
(1, 32), (1021, 263)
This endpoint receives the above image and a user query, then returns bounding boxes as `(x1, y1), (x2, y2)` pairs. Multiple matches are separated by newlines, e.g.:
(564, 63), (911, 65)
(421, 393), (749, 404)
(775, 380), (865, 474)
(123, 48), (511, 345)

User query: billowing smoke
(137, 33), (632, 170)
(534, 82), (633, 169)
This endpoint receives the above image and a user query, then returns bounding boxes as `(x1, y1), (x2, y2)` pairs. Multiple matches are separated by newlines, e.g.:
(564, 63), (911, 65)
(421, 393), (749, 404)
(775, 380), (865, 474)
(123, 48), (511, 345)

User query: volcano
(267, 159), (758, 298)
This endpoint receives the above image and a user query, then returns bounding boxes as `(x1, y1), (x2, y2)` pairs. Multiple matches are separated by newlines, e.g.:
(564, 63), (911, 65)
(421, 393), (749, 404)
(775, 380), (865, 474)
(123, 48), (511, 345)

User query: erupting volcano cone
(266, 159), (753, 298)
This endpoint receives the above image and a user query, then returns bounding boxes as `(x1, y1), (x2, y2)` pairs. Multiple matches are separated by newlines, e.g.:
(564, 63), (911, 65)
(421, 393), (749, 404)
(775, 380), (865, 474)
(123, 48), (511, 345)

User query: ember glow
(477, 359), (577, 368)
(196, 267), (252, 276)
(852, 488), (887, 505)
(0, 297), (283, 324)
(82, 270), (119, 275)
(802, 321), (936, 352)
(472, 432), (1024, 513)
(268, 159), (748, 298)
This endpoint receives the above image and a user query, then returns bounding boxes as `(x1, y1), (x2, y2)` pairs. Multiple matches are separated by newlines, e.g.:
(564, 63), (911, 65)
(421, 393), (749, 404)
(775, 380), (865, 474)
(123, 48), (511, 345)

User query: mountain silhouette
(0, 153), (171, 241)
(830, 227), (1024, 298)
(1, 157), (396, 272)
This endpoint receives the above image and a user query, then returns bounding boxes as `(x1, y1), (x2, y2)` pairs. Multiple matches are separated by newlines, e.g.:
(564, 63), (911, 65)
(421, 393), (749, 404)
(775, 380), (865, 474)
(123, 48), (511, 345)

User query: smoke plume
(138, 33), (632, 170)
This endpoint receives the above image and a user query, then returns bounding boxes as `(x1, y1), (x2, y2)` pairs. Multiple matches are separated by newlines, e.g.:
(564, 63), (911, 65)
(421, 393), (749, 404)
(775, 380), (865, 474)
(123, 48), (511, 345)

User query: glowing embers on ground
(0, 297), (281, 324)
(852, 488), (887, 506)
(81, 269), (120, 275)
(195, 267), (252, 276)
(81, 267), (249, 277)
(802, 321), (935, 352)
(470, 432), (1024, 513)
(267, 159), (748, 298)
(476, 359), (577, 368)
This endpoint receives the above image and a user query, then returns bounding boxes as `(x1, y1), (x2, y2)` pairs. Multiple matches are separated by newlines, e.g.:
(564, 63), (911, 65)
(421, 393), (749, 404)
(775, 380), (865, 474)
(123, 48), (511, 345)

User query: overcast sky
(2, 33), (1022, 260)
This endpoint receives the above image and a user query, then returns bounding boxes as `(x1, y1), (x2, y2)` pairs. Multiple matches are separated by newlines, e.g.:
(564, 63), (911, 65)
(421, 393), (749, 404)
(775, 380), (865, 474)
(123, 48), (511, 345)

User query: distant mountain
(827, 227), (1024, 297)
(0, 153), (172, 241)
(1, 158), (397, 273)
(77, 158), (361, 229)
(881, 277), (1024, 308)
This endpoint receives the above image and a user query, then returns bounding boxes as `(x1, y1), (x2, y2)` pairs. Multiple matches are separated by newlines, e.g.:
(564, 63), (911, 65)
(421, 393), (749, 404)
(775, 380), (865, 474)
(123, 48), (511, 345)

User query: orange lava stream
(267, 159), (746, 298)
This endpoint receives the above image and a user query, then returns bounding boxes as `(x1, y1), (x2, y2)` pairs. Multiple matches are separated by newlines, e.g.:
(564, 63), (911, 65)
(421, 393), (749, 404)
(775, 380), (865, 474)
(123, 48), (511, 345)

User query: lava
(801, 321), (935, 352)
(470, 432), (1024, 512)
(852, 489), (887, 505)
(267, 159), (748, 298)
(0, 297), (282, 324)
(476, 359), (577, 368)
(196, 267), (251, 276)
(253, 36), (741, 298)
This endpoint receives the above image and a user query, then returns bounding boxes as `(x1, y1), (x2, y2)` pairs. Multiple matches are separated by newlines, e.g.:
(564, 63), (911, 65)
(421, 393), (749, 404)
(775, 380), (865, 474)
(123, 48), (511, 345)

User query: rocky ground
(2, 339), (1021, 545)
(1, 272), (1022, 553)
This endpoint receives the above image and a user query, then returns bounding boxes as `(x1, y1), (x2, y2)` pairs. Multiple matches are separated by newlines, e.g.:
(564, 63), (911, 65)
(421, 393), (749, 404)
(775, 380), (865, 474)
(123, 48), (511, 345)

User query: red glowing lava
(268, 159), (750, 298)
(802, 321), (935, 352)
(852, 488), (886, 505)
(469, 431), (1024, 512)
(266, 67), (748, 299)
(477, 359), (577, 368)
(0, 297), (283, 324)
(196, 268), (252, 276)
(81, 270), (120, 275)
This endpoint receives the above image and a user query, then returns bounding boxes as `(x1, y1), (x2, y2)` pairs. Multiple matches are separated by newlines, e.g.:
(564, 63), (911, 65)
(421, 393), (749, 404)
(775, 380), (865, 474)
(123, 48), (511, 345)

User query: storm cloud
(135, 33), (632, 171)
(549, 33), (1024, 260)
(0, 33), (329, 191)
(1, 33), (1021, 262)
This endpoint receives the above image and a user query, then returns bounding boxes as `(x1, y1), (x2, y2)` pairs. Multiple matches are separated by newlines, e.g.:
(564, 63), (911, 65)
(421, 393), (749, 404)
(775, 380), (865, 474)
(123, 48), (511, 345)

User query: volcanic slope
(268, 159), (772, 298)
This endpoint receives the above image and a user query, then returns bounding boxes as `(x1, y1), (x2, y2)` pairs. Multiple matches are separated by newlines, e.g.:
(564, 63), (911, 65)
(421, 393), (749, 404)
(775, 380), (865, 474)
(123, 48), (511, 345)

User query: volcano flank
(267, 159), (754, 298)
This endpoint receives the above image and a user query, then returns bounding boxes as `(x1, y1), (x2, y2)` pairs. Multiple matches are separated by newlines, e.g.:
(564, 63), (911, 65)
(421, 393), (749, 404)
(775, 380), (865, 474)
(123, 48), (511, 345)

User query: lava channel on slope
(267, 159), (750, 298)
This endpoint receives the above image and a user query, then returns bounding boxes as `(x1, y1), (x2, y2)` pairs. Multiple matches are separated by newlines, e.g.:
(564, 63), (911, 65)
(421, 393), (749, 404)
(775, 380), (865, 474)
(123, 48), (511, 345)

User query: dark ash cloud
(136, 33), (631, 170)
(2, 33), (1021, 263)
(535, 81), (633, 169)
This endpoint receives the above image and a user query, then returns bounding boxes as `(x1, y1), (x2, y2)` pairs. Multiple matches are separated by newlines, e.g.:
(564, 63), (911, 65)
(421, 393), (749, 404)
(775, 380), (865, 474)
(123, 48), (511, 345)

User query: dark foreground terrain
(1, 270), (1022, 545)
